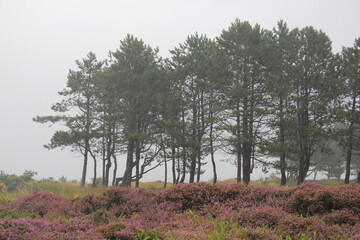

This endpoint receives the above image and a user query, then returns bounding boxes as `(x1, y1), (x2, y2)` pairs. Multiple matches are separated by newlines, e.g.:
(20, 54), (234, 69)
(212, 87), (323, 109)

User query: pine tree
(34, 52), (103, 186)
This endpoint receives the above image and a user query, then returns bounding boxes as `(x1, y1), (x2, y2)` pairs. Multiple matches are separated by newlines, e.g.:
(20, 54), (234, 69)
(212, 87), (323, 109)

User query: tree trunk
(112, 153), (118, 186)
(279, 97), (287, 186)
(105, 156), (111, 186)
(242, 97), (251, 185)
(209, 98), (217, 184)
(176, 148), (181, 184)
(345, 95), (356, 184)
(91, 152), (97, 187)
(298, 155), (305, 185)
(121, 139), (134, 187)
(236, 101), (242, 183)
(135, 140), (141, 188)
(81, 96), (91, 187)
(180, 146), (186, 183)
(196, 152), (201, 182)
(210, 126), (217, 183)
(80, 148), (88, 187)
(189, 89), (198, 183)
(171, 145), (176, 184)
(180, 106), (186, 183)
(163, 145), (168, 188)
(102, 136), (106, 186)
(237, 151), (242, 183)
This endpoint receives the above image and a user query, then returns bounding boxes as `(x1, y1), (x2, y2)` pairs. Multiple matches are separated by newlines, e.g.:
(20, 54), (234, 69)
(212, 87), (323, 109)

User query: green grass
(0, 179), (173, 202)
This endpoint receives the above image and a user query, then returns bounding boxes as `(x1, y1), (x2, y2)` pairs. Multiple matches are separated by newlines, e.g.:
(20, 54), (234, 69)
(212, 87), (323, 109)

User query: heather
(0, 183), (359, 239)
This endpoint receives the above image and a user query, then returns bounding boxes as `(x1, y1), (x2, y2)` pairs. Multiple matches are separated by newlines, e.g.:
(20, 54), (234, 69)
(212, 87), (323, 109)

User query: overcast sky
(1, 0), (359, 182)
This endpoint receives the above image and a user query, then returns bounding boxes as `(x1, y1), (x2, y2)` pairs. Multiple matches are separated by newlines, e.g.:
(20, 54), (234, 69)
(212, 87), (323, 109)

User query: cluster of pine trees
(34, 20), (360, 187)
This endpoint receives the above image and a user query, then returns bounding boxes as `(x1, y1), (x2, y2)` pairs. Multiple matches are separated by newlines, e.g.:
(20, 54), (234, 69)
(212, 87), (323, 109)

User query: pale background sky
(1, 0), (359, 182)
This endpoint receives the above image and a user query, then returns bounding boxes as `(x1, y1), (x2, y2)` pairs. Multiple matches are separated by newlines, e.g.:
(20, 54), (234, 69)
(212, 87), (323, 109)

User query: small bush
(102, 187), (156, 217)
(287, 183), (360, 215)
(323, 209), (360, 226)
(276, 215), (347, 240)
(236, 206), (286, 228)
(0, 217), (99, 240)
(157, 182), (219, 211)
(95, 222), (135, 240)
(14, 192), (71, 217)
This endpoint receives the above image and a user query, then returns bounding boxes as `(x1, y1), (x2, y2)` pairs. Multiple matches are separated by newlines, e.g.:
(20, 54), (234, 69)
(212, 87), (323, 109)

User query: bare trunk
(121, 139), (134, 187)
(279, 97), (287, 186)
(176, 148), (181, 184)
(180, 146), (186, 183)
(189, 87), (198, 183)
(345, 95), (356, 184)
(163, 145), (168, 188)
(135, 140), (141, 188)
(180, 106), (186, 183)
(209, 99), (217, 184)
(102, 136), (106, 186)
(196, 153), (201, 182)
(171, 145), (176, 184)
(91, 152), (97, 187)
(242, 96), (251, 185)
(236, 101), (242, 183)
(112, 153), (118, 186)
(81, 149), (88, 187)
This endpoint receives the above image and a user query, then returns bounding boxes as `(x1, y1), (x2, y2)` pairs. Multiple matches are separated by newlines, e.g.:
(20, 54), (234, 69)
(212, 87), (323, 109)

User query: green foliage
(136, 230), (162, 240)
(0, 170), (37, 192)
(0, 210), (39, 219)
(34, 20), (360, 187)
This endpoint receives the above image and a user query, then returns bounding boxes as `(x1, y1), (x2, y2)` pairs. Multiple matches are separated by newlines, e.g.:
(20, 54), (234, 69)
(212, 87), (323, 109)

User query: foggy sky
(1, 0), (359, 182)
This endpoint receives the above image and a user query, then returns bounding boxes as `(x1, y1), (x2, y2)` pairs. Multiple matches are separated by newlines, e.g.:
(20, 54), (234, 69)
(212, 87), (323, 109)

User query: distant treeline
(34, 19), (360, 187)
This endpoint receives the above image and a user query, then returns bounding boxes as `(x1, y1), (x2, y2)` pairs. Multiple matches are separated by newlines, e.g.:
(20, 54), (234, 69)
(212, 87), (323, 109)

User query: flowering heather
(14, 192), (71, 217)
(287, 183), (360, 215)
(0, 217), (101, 240)
(0, 182), (359, 239)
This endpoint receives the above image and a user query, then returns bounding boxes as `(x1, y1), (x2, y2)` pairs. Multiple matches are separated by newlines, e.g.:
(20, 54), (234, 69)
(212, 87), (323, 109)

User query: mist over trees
(34, 19), (360, 186)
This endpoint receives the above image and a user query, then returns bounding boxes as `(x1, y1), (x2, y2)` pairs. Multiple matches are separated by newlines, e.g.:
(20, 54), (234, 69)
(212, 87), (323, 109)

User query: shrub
(276, 215), (347, 240)
(14, 192), (71, 217)
(0, 217), (99, 240)
(287, 183), (360, 215)
(71, 194), (104, 215)
(323, 209), (360, 226)
(331, 184), (360, 213)
(235, 206), (286, 228)
(72, 187), (157, 220)
(158, 182), (292, 212)
(101, 187), (156, 217)
(95, 222), (135, 240)
(157, 182), (219, 211)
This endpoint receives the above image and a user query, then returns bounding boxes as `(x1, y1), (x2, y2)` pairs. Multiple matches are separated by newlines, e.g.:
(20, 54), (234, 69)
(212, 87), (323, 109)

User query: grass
(0, 179), (173, 202)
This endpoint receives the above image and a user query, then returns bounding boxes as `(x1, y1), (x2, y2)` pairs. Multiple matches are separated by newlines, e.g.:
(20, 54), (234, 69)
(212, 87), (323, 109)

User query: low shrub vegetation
(0, 182), (359, 239)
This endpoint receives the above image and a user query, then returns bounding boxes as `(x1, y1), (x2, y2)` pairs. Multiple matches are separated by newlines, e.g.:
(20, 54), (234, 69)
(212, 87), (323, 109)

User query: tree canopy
(34, 19), (360, 186)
